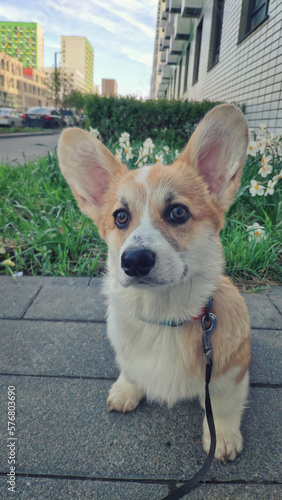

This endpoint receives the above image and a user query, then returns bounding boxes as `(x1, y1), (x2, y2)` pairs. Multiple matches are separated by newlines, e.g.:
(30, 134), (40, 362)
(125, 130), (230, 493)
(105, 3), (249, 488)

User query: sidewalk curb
(0, 130), (62, 139)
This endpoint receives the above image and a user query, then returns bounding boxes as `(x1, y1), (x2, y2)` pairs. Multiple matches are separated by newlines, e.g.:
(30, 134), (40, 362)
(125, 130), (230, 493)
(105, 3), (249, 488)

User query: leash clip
(201, 312), (217, 366)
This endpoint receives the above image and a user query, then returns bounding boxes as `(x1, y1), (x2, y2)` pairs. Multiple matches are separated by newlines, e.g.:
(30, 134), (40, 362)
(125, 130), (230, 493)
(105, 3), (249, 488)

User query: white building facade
(151, 0), (282, 132)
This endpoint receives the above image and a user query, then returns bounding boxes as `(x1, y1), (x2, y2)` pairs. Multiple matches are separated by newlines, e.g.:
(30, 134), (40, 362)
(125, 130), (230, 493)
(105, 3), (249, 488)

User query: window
(183, 44), (190, 93)
(239, 0), (270, 42)
(208, 0), (225, 69)
(177, 58), (183, 98)
(193, 18), (203, 85)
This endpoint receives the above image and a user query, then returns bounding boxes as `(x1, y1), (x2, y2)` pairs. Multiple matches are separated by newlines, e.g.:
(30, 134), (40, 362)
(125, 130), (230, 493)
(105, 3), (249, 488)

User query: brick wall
(167, 0), (282, 132)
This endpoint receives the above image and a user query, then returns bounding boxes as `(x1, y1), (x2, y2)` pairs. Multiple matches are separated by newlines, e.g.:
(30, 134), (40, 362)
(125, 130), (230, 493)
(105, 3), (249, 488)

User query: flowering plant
(248, 124), (281, 198)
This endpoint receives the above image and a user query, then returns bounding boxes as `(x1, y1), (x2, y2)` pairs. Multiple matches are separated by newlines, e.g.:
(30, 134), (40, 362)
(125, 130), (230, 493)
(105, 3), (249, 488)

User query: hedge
(84, 95), (222, 148)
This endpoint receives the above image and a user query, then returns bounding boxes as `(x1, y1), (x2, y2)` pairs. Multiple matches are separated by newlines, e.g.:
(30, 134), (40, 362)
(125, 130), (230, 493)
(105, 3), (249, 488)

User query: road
(0, 131), (61, 165)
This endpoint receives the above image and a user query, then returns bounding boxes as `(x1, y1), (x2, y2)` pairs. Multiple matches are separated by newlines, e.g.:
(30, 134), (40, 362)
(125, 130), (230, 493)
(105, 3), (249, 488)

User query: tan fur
(58, 104), (251, 462)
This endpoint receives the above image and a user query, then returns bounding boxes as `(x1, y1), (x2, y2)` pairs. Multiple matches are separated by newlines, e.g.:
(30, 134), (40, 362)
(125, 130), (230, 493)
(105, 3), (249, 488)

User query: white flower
(256, 137), (267, 154)
(247, 141), (259, 157)
(258, 123), (267, 133)
(174, 149), (180, 158)
(124, 145), (133, 161)
(115, 149), (122, 161)
(155, 153), (164, 163)
(247, 223), (266, 242)
(264, 180), (276, 196)
(273, 169), (282, 183)
(249, 180), (265, 196)
(258, 155), (272, 177)
(89, 127), (100, 138)
(163, 146), (170, 154)
(143, 138), (154, 154)
(119, 132), (130, 147)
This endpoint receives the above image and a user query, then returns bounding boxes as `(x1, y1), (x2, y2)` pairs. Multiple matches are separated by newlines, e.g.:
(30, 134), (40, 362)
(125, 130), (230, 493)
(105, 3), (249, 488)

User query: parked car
(0, 108), (23, 127)
(61, 109), (76, 127)
(22, 107), (62, 128)
(78, 114), (88, 129)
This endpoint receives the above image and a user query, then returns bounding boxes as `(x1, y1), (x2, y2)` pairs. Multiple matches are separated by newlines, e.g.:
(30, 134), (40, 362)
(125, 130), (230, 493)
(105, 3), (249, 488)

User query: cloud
(120, 46), (153, 68)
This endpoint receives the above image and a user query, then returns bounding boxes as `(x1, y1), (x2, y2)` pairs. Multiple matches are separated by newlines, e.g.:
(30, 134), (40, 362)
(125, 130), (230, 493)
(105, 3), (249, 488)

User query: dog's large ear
(58, 128), (126, 223)
(178, 104), (248, 212)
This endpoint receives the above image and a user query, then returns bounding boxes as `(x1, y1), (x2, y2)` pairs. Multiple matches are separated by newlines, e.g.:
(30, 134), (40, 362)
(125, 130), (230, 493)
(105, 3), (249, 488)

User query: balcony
(165, 49), (178, 65)
(165, 0), (170, 12)
(169, 38), (184, 55)
(181, 0), (203, 18)
(161, 51), (166, 63)
(163, 37), (170, 48)
(161, 11), (168, 21)
(161, 65), (172, 79)
(174, 15), (192, 40)
(164, 23), (174, 39)
(169, 0), (181, 13)
(157, 89), (165, 98)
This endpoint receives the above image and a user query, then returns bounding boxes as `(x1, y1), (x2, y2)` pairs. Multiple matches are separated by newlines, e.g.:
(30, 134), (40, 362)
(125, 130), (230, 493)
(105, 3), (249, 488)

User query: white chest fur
(106, 298), (204, 408)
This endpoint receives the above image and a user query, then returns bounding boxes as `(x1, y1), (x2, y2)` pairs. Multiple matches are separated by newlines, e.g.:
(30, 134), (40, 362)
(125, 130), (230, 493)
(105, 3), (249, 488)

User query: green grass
(0, 126), (46, 134)
(0, 151), (107, 276)
(0, 142), (281, 284)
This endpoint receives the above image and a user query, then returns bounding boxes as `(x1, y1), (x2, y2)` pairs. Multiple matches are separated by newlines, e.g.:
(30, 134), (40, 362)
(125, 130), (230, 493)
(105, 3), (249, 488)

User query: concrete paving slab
(0, 477), (280, 500)
(24, 284), (106, 322)
(0, 320), (117, 378)
(0, 376), (280, 483)
(0, 276), (91, 286)
(267, 285), (282, 314)
(0, 477), (168, 500)
(242, 293), (281, 329)
(250, 329), (282, 384)
(0, 281), (42, 319)
(0, 320), (281, 384)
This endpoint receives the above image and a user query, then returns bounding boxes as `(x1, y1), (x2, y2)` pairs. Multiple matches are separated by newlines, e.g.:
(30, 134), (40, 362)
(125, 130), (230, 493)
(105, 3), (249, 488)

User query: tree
(64, 90), (85, 114)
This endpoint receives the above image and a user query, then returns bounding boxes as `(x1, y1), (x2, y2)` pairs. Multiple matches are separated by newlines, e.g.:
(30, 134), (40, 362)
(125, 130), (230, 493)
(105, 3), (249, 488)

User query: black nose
(121, 248), (156, 277)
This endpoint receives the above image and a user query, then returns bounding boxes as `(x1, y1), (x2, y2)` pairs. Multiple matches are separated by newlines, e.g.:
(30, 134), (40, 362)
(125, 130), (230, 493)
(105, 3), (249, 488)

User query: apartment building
(152, 0), (282, 131)
(61, 36), (94, 93)
(102, 78), (118, 96)
(0, 22), (44, 70)
(0, 51), (47, 110)
(45, 67), (85, 106)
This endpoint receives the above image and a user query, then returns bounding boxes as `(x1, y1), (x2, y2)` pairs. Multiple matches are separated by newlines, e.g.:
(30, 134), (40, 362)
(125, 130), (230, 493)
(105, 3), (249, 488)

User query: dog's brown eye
(114, 209), (130, 229)
(166, 204), (190, 224)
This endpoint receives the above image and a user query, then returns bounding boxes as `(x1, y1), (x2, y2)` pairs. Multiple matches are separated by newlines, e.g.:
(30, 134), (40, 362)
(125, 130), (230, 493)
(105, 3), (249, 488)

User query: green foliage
(84, 95), (221, 148)
(64, 90), (85, 114)
(0, 133), (281, 284)
(0, 150), (107, 276)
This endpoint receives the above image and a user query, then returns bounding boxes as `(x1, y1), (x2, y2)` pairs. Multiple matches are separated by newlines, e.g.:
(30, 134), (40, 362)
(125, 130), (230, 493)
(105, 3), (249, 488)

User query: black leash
(161, 301), (217, 500)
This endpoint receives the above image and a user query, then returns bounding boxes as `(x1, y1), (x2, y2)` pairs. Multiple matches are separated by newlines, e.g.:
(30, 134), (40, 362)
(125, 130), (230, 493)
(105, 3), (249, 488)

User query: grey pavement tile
(267, 285), (282, 314)
(0, 376), (280, 483)
(250, 329), (282, 384)
(0, 479), (280, 500)
(0, 320), (117, 378)
(178, 484), (282, 499)
(24, 284), (106, 321)
(242, 293), (281, 329)
(0, 276), (90, 286)
(0, 281), (42, 319)
(0, 320), (280, 385)
(0, 477), (168, 500)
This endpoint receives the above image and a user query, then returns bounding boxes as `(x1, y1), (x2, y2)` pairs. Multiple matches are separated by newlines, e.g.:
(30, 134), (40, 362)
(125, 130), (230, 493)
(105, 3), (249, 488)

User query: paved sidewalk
(0, 276), (281, 499)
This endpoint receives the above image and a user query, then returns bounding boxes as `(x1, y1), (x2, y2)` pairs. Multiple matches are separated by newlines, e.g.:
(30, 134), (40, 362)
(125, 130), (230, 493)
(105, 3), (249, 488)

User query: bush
(84, 95), (221, 149)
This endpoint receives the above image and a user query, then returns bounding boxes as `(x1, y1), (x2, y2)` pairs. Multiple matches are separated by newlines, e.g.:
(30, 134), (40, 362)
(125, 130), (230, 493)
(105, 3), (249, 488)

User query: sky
(0, 0), (159, 97)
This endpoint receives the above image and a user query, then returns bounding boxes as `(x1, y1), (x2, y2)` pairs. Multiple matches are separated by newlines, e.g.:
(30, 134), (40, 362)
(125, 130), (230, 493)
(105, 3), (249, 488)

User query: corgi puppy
(58, 104), (251, 463)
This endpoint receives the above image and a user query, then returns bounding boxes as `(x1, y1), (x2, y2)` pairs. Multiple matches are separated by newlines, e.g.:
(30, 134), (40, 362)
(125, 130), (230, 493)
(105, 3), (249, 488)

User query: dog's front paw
(203, 426), (243, 463)
(107, 374), (144, 413)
